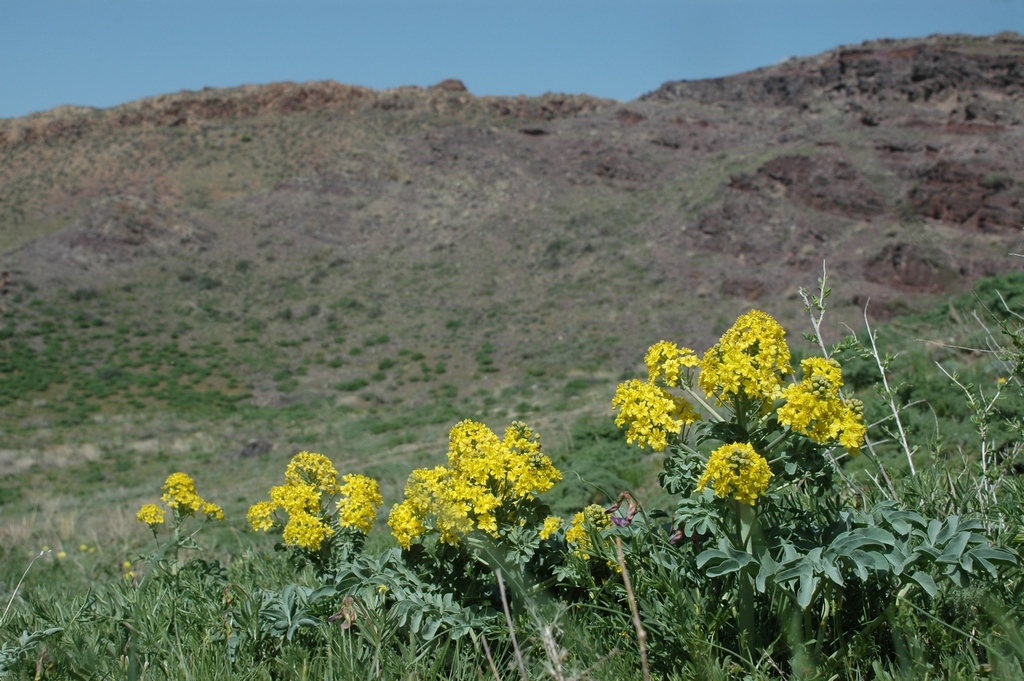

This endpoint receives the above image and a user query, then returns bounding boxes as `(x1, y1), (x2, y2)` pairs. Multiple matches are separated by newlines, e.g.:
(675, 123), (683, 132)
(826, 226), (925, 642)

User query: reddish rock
(738, 154), (887, 217)
(616, 109), (646, 125)
(907, 161), (1022, 231)
(864, 242), (949, 292)
(431, 79), (469, 93)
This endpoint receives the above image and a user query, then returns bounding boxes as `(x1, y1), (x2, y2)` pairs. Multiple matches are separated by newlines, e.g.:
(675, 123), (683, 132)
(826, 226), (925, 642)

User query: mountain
(1, 32), (1023, 422)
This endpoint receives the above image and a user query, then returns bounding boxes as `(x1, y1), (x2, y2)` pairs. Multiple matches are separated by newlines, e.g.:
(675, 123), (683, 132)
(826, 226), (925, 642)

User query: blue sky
(2, 0), (1023, 119)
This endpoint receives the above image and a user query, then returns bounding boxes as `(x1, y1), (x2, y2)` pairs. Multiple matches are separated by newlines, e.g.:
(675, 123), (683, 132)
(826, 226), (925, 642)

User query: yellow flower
(282, 510), (334, 551)
(78, 544), (87, 552)
(696, 442), (773, 506)
(699, 310), (793, 408)
(645, 341), (700, 388)
(500, 421), (562, 498)
(389, 420), (562, 548)
(285, 451), (342, 495)
(377, 584), (388, 593)
(539, 516), (564, 540)
(137, 504), (166, 527)
(777, 357), (866, 453)
(337, 474), (383, 534)
(155, 472), (222, 522)
(565, 505), (612, 560)
(270, 480), (320, 516)
(247, 500), (277, 532)
(57, 551), (66, 559)
(613, 379), (700, 451)
(388, 500), (427, 550)
(251, 452), (382, 551)
(161, 472), (204, 515)
(201, 502), (225, 521)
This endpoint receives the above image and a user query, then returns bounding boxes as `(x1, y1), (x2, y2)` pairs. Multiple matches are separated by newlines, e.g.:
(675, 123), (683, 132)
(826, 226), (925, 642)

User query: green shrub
(335, 378), (369, 392)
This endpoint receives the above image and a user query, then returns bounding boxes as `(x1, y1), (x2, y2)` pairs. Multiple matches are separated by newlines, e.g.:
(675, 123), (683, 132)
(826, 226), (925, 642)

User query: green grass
(27, 232), (1024, 675)
(2, 255), (1024, 679)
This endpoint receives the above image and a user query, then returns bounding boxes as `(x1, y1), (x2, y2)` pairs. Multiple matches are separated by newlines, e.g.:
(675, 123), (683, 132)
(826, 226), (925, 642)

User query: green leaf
(843, 549), (888, 579)
(936, 532), (971, 564)
(958, 519), (985, 533)
(968, 546), (1018, 566)
(697, 541), (757, 577)
(883, 510), (927, 536)
(422, 617), (441, 640)
(695, 549), (729, 570)
(828, 527), (895, 556)
(775, 560), (813, 586)
(965, 547), (1018, 578)
(911, 572), (937, 597)
(772, 556), (820, 607)
(885, 545), (914, 575)
(972, 553), (997, 578)
(934, 516), (961, 546)
(756, 551), (778, 592)
(821, 558), (844, 586)
(798, 571), (818, 609)
(410, 609), (423, 634)
(707, 556), (755, 578)
(946, 567), (968, 588)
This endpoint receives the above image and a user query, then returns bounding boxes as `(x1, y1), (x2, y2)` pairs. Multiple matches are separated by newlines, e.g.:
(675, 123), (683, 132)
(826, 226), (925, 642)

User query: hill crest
(1, 32), (1022, 415)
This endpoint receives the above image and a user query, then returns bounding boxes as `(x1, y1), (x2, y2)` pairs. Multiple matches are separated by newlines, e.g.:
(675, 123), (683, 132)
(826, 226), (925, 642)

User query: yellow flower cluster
(696, 442), (773, 506)
(161, 472), (204, 515)
(388, 420), (562, 549)
(613, 379), (700, 451)
(271, 452), (337, 550)
(136, 504), (165, 527)
(337, 474), (384, 534)
(248, 451), (382, 552)
(565, 504), (612, 560)
(282, 511), (334, 551)
(777, 357), (866, 453)
(699, 310), (793, 407)
(144, 472), (222, 522)
(645, 341), (700, 388)
(285, 451), (342, 495)
(540, 515), (564, 540)
(246, 501), (276, 532)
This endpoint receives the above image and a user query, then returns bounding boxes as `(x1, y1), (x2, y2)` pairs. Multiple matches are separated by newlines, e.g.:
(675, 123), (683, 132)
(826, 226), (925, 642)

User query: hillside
(1, 32), (1023, 530)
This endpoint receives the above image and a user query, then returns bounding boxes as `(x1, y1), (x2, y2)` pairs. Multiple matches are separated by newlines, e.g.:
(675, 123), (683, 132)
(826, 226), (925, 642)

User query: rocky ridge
(1, 32), (1023, 391)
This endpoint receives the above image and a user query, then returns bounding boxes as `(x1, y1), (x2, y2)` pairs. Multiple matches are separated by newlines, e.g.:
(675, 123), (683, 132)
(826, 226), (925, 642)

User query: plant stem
(685, 386), (725, 422)
(762, 429), (793, 456)
(615, 538), (650, 681)
(495, 569), (528, 681)
(0, 550), (46, 628)
(863, 309), (916, 475)
(736, 502), (758, 661)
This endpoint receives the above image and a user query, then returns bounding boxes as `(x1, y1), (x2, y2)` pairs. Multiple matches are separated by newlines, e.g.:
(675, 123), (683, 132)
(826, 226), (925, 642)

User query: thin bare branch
(863, 303), (916, 475)
(480, 634), (503, 681)
(496, 569), (528, 681)
(615, 538), (649, 681)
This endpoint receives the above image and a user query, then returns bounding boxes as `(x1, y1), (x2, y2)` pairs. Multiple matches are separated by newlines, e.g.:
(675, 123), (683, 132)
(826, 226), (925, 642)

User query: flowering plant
(615, 294), (1016, 654)
(248, 451), (382, 578)
(388, 419), (566, 604)
(134, 472), (224, 581)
